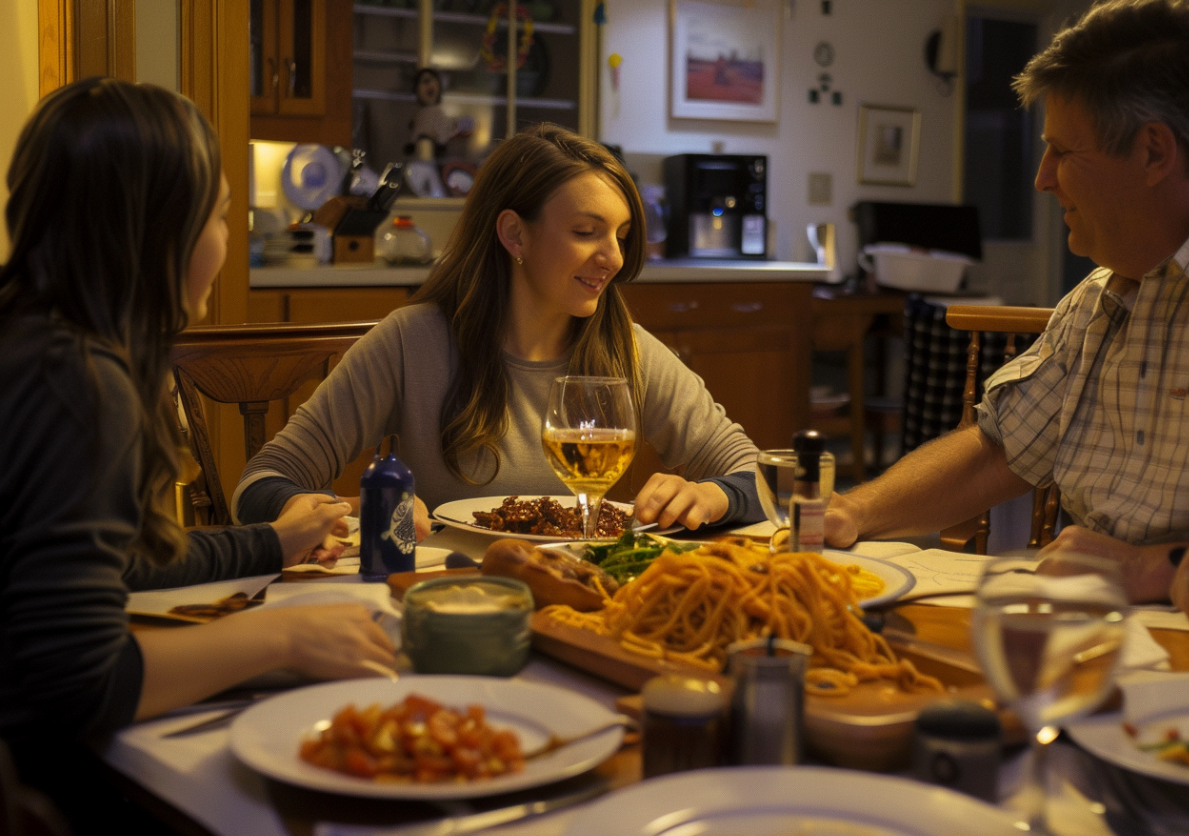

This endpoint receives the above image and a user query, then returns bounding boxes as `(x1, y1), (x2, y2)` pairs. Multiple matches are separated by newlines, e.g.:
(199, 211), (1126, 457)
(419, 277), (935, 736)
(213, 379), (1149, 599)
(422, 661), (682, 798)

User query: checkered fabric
(901, 296), (1025, 453)
(976, 237), (1189, 545)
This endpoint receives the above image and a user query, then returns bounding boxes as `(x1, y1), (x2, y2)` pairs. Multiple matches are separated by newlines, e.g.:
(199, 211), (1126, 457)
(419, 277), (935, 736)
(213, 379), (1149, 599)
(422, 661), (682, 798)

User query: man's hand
(825, 492), (861, 549)
(1038, 525), (1177, 604)
(633, 474), (729, 530)
(272, 494), (352, 567)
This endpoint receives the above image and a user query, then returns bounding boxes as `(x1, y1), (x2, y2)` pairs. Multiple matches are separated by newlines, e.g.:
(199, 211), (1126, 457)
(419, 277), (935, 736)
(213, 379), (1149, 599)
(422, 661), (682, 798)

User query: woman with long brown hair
(236, 124), (762, 534)
(0, 78), (396, 832)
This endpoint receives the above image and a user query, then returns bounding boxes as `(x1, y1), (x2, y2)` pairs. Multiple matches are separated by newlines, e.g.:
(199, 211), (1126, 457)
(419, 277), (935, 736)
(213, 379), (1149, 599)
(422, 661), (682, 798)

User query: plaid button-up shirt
(976, 237), (1189, 545)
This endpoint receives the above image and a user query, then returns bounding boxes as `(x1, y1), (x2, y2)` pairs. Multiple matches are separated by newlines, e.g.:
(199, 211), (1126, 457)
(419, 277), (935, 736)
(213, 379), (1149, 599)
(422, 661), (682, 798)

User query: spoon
(523, 714), (635, 760)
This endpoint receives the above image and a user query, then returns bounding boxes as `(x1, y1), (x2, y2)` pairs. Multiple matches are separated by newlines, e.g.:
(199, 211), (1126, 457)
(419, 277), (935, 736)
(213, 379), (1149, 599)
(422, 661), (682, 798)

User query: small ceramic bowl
(401, 576), (534, 677)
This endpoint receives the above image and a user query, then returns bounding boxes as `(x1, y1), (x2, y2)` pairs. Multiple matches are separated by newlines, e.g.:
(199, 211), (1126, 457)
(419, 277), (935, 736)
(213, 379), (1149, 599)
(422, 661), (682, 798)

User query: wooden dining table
(110, 527), (1189, 836)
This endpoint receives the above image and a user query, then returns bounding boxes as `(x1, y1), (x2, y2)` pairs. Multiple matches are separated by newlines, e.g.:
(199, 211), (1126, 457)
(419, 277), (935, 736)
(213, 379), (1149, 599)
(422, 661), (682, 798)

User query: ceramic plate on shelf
(431, 495), (676, 542)
(563, 766), (1020, 836)
(229, 676), (623, 799)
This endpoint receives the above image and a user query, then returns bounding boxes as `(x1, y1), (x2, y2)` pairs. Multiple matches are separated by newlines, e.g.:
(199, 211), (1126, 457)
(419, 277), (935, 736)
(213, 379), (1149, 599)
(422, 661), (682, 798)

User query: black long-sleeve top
(0, 319), (281, 745)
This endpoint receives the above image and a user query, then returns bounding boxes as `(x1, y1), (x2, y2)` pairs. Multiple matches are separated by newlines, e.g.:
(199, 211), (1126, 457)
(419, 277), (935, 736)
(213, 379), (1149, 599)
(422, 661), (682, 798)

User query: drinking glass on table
(542, 375), (637, 539)
(971, 551), (1129, 833)
(755, 448), (835, 552)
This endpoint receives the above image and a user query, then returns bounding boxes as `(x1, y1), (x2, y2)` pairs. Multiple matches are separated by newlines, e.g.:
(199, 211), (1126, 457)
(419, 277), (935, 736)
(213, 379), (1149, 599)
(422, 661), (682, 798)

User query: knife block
(312, 196), (390, 265)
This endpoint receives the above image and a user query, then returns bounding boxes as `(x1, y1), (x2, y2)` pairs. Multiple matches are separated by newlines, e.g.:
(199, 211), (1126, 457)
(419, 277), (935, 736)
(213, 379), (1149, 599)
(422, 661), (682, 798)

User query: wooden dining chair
(940, 305), (1057, 554)
(170, 320), (377, 526)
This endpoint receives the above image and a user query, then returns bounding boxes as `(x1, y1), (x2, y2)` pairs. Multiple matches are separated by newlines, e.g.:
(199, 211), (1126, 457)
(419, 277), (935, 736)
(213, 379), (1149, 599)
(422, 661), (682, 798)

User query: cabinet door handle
(668, 301), (699, 313)
(267, 58), (278, 92)
(285, 57), (297, 97)
(731, 301), (764, 314)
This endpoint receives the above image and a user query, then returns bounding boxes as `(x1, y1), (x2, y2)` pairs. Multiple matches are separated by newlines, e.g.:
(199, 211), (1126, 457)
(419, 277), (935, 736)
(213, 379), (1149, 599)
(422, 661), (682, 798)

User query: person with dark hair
(827, 0), (1189, 613)
(235, 123), (764, 535)
(0, 77), (397, 832)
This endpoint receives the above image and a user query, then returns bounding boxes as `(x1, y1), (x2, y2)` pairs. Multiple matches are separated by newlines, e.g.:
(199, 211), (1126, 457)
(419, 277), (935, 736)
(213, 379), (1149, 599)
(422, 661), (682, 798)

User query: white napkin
(1120, 617), (1172, 673)
(281, 546), (453, 576)
(1120, 670), (1189, 724)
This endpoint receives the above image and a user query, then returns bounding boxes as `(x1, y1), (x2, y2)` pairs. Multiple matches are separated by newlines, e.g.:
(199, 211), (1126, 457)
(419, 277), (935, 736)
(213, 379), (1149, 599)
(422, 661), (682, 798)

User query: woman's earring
(515, 255), (523, 265)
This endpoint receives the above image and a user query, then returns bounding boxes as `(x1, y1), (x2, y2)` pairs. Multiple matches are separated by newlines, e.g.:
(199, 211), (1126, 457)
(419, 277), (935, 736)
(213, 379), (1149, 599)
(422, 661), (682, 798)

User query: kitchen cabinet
(250, 0), (354, 146)
(612, 282), (815, 500)
(352, 0), (596, 168)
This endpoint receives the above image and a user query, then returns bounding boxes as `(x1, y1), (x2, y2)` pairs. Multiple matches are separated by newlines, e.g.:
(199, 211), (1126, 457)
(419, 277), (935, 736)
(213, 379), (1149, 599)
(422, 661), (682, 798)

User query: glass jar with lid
(379, 215), (432, 265)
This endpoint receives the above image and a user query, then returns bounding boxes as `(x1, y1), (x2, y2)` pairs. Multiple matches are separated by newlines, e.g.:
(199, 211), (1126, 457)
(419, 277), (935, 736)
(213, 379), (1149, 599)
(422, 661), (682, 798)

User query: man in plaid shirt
(827, 0), (1189, 614)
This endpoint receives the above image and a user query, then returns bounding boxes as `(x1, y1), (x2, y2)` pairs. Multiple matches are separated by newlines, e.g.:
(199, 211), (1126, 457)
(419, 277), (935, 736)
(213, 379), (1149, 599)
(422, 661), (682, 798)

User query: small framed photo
(669, 0), (781, 123)
(856, 104), (922, 186)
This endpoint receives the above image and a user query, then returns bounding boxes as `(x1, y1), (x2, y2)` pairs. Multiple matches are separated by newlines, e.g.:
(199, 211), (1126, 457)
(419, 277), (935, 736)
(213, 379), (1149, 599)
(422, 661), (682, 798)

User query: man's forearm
(829, 425), (1033, 543)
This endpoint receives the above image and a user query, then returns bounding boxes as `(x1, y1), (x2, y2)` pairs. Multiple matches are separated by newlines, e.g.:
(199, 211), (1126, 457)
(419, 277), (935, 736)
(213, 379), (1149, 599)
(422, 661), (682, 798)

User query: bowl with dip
(402, 576), (534, 676)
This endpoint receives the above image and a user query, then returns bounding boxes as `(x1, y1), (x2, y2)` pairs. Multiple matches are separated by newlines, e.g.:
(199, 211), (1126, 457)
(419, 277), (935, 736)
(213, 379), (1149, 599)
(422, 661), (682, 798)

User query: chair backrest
(941, 305), (1057, 554)
(170, 320), (377, 526)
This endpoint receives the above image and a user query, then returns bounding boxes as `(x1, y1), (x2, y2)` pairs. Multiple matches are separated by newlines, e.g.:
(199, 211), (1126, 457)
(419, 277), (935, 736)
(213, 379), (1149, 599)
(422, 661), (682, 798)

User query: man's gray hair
(1014, 0), (1189, 158)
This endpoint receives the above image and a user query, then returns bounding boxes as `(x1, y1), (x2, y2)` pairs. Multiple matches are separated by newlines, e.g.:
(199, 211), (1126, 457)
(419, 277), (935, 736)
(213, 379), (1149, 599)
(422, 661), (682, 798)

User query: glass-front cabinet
(352, 0), (596, 171)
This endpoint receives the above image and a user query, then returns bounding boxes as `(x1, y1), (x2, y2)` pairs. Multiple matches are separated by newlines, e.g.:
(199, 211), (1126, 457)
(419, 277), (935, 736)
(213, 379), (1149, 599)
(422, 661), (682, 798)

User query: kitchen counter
(249, 258), (832, 288)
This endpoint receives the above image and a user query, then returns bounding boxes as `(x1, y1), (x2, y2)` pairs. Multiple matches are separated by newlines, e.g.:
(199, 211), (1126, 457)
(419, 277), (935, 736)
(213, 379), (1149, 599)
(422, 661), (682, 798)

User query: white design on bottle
(383, 492), (417, 554)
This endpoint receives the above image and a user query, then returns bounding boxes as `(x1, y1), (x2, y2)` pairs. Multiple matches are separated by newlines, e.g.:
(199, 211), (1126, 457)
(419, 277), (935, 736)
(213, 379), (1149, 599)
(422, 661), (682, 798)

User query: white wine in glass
(542, 376), (637, 539)
(971, 551), (1128, 833)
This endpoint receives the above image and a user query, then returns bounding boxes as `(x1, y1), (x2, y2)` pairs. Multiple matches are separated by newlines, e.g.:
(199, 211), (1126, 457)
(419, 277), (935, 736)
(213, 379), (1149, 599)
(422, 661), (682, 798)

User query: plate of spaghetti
(539, 538), (935, 699)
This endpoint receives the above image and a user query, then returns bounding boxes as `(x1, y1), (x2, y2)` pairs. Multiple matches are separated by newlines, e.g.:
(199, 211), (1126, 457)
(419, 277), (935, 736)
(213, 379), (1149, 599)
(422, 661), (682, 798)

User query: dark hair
(0, 77), (223, 563)
(412, 123), (646, 482)
(1014, 0), (1189, 158)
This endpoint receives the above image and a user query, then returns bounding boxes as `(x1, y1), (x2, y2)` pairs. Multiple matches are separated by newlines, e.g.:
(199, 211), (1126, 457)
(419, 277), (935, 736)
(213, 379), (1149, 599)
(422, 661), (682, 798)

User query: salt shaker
(912, 700), (1001, 802)
(641, 675), (726, 777)
(790, 429), (834, 553)
(726, 637), (811, 765)
(359, 436), (416, 580)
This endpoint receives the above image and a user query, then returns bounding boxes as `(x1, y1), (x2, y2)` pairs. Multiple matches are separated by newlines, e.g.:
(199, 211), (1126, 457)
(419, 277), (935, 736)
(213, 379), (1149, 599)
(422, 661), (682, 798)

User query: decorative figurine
(405, 68), (472, 162)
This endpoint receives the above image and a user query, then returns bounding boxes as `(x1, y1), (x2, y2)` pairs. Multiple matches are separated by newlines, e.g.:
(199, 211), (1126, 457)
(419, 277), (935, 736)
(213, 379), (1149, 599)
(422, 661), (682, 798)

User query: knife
(367, 162), (404, 214)
(311, 780), (610, 836)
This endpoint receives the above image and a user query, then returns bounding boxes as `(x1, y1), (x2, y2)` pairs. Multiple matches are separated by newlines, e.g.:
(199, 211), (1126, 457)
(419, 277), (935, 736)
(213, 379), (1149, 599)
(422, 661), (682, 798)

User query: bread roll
(480, 538), (616, 612)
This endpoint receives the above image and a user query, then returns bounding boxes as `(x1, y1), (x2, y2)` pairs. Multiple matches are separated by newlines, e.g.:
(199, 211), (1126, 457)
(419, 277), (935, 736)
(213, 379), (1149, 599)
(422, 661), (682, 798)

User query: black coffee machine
(663, 154), (768, 259)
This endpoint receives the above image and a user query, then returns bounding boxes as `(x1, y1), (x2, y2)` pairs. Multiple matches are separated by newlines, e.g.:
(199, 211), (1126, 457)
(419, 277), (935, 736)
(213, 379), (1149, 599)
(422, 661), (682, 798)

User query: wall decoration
(669, 0), (781, 123)
(856, 104), (921, 186)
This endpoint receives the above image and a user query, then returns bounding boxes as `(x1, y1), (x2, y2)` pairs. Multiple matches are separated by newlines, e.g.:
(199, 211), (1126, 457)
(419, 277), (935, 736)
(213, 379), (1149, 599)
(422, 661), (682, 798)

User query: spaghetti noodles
(541, 539), (941, 697)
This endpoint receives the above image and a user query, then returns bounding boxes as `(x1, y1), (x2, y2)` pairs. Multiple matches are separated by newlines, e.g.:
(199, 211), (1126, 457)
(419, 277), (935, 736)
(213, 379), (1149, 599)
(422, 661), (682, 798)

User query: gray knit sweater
(235, 302), (763, 524)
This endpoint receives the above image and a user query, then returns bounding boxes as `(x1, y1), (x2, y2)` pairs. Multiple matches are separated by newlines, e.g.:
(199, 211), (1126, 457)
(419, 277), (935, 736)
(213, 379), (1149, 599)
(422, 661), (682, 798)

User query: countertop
(249, 258), (833, 288)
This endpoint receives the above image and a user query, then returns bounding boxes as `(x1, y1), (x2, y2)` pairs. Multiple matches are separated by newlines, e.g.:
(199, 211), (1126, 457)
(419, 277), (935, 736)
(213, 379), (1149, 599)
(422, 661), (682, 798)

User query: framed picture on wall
(669, 0), (781, 123)
(856, 104), (922, 186)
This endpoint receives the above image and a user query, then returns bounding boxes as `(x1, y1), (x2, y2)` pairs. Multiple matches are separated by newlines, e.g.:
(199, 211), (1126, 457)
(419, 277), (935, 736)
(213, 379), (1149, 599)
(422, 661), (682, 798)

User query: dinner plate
(229, 676), (624, 799)
(1068, 709), (1189, 786)
(823, 549), (916, 609)
(563, 765), (1020, 836)
(432, 495), (675, 542)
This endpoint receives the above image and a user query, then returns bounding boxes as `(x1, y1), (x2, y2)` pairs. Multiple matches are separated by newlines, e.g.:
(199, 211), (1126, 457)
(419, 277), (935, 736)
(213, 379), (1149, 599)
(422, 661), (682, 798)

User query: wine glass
(755, 448), (835, 552)
(971, 551), (1129, 833)
(542, 376), (637, 539)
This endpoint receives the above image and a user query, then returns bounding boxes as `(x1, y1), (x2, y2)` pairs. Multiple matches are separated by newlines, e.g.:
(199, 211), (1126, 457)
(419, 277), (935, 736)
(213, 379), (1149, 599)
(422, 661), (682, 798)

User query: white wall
(0, 0), (41, 261)
(598, 0), (960, 272)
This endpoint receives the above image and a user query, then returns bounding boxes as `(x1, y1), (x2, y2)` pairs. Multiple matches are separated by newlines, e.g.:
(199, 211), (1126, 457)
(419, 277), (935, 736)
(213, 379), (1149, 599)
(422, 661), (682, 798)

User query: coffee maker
(663, 154), (768, 259)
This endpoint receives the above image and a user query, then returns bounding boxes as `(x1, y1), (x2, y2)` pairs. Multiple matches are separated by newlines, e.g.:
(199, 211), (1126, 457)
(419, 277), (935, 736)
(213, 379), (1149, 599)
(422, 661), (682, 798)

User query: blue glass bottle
(359, 437), (416, 580)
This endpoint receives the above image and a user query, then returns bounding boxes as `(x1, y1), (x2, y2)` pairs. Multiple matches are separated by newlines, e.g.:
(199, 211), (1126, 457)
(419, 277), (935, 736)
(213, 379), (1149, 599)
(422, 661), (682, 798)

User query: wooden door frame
(38, 0), (252, 505)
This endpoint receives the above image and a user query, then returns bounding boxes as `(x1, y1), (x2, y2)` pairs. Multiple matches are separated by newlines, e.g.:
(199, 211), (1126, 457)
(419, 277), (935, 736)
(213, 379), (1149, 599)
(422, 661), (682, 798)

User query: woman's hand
(633, 474), (728, 530)
(329, 494), (433, 542)
(1037, 525), (1176, 604)
(266, 603), (398, 680)
(272, 494), (352, 568)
